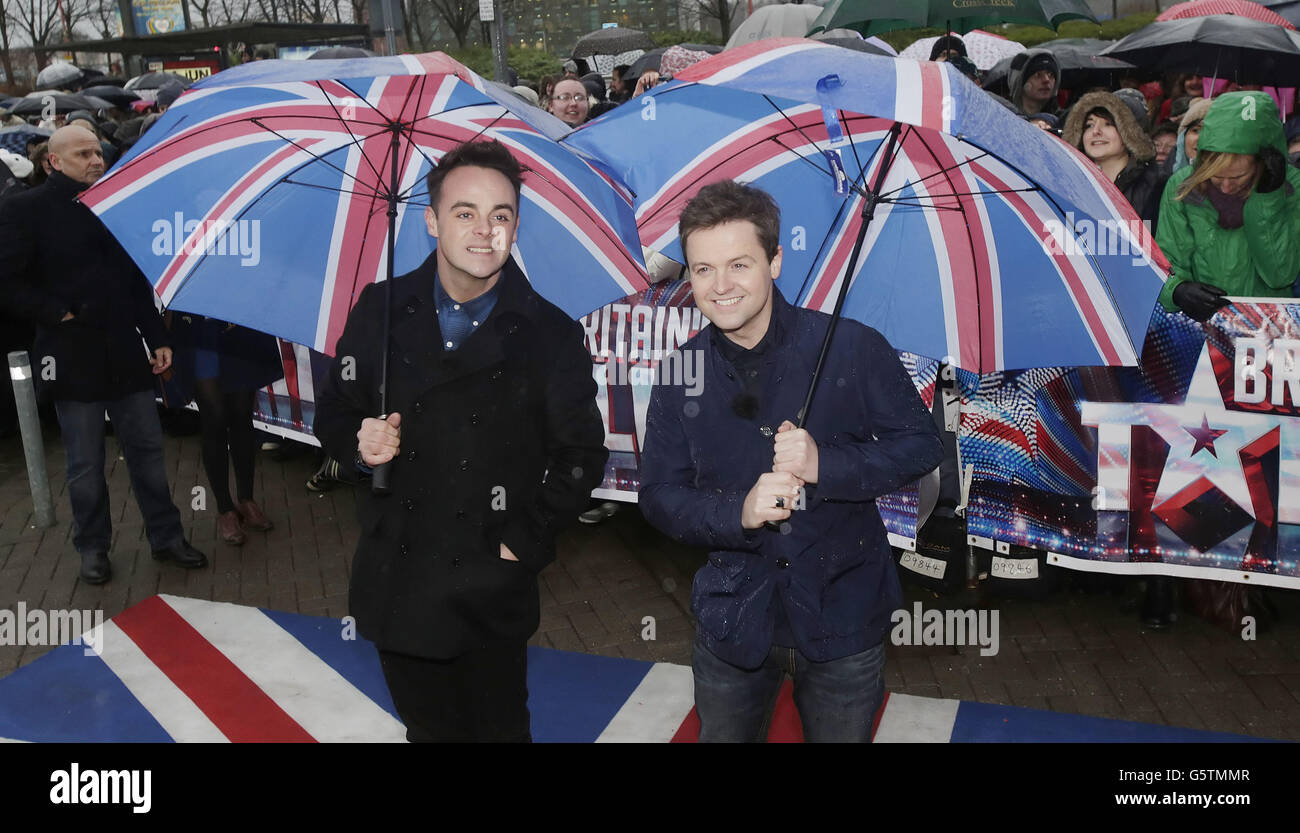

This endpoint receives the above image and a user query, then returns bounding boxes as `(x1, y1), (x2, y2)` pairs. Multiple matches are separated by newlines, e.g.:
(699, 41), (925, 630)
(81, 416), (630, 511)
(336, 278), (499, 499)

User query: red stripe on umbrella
(1157, 0), (1296, 30)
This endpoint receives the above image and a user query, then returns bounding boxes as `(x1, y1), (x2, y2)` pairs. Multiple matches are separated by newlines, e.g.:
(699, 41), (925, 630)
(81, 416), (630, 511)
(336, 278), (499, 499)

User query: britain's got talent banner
(232, 288), (1300, 587)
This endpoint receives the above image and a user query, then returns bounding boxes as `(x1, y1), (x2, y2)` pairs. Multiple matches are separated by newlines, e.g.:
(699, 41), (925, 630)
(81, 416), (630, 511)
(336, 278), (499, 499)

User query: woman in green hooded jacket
(1157, 91), (1300, 322)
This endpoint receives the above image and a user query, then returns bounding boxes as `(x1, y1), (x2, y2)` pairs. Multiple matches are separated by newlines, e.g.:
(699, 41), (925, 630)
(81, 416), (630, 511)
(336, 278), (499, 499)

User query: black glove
(1257, 146), (1287, 194)
(1172, 281), (1229, 322)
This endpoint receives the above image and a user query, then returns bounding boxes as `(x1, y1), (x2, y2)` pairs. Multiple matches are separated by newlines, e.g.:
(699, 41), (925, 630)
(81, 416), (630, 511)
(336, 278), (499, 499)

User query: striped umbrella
(81, 52), (649, 359)
(1157, 0), (1296, 28)
(566, 38), (1169, 375)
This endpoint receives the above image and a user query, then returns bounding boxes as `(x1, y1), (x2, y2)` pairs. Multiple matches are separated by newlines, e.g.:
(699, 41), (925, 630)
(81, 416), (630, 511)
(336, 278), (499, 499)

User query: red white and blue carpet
(0, 595), (1266, 743)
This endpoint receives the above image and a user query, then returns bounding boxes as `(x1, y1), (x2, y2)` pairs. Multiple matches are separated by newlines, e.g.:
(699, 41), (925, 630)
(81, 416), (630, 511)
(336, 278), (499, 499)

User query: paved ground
(2, 418), (1300, 741)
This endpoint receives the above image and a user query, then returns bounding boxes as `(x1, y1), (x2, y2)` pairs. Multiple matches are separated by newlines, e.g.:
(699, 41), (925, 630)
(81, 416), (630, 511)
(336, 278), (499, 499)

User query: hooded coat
(1006, 48), (1060, 117)
(1156, 91), (1300, 311)
(1063, 91), (1168, 227)
(1170, 97), (1213, 176)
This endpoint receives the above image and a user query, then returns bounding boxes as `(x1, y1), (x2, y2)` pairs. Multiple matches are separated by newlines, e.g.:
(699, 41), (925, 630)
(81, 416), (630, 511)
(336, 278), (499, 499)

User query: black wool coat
(314, 254), (608, 659)
(0, 172), (170, 402)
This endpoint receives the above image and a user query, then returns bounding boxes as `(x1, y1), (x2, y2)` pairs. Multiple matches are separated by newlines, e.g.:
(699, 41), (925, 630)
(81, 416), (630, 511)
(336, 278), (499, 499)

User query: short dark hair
(678, 180), (781, 263)
(425, 139), (524, 213)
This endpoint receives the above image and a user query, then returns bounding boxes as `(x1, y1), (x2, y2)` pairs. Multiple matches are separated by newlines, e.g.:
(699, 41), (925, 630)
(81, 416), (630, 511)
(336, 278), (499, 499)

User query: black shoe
(79, 552), (111, 585)
(151, 539), (208, 569)
(1140, 576), (1175, 630)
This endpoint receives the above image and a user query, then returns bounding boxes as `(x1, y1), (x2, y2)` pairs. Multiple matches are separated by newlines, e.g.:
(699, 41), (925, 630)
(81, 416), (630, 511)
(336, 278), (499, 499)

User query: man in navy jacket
(639, 181), (942, 742)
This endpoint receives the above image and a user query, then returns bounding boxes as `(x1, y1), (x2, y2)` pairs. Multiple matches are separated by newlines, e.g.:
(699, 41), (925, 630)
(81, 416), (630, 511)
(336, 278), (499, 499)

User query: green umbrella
(808, 0), (1098, 38)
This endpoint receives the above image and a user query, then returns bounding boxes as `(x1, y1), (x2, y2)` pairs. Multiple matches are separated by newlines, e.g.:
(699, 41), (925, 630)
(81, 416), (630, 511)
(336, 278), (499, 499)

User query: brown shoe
(217, 510), (246, 545)
(237, 499), (274, 532)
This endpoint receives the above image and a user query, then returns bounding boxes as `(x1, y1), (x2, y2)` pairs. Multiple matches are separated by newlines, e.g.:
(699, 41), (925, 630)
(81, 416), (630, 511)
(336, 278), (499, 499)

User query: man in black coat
(313, 139), (608, 742)
(0, 125), (207, 584)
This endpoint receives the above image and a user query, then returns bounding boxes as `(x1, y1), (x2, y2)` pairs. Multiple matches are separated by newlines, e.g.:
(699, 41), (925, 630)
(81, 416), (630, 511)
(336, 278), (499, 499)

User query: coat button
(413, 401), (423, 413)
(452, 557), (461, 567)
(399, 544), (409, 556)
(490, 370), (502, 381)
(469, 413), (479, 425)
(406, 450), (417, 462)
(404, 499), (416, 510)
(405, 304), (416, 315)
(776, 558), (790, 569)
(455, 509), (467, 519)
(402, 354), (412, 366)
(459, 459), (469, 470)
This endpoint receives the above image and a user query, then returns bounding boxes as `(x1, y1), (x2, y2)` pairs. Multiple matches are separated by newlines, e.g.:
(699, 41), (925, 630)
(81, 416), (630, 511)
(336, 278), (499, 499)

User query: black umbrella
(1099, 14), (1300, 83)
(308, 46), (376, 59)
(572, 27), (654, 58)
(8, 93), (114, 116)
(79, 85), (142, 107)
(625, 43), (724, 81)
(983, 38), (1134, 90)
(125, 71), (193, 91)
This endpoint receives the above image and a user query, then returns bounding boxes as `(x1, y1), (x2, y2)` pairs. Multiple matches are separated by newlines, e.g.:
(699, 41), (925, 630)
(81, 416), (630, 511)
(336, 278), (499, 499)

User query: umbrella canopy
(35, 62), (83, 90)
(726, 4), (822, 48)
(125, 71), (193, 91)
(809, 0), (1098, 37)
(1261, 0), (1300, 27)
(1158, 0), (1296, 28)
(899, 30), (1026, 70)
(572, 27), (654, 58)
(1099, 14), (1300, 82)
(308, 46), (377, 59)
(626, 44), (724, 81)
(79, 85), (142, 107)
(0, 124), (52, 154)
(565, 38), (1168, 373)
(983, 38), (1135, 89)
(809, 33), (895, 56)
(8, 93), (113, 116)
(81, 53), (650, 357)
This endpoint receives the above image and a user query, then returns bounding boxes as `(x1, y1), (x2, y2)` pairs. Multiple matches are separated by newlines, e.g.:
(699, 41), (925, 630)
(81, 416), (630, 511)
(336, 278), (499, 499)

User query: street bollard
(7, 350), (55, 528)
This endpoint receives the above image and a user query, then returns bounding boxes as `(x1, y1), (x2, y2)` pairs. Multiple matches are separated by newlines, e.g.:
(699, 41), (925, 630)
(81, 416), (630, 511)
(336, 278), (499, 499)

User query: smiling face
(1082, 113), (1126, 165)
(424, 164), (519, 298)
(548, 79), (589, 126)
(684, 220), (782, 350)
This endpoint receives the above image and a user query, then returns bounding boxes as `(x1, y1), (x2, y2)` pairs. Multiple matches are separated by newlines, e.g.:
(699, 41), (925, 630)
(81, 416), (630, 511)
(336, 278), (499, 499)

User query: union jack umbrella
(81, 52), (650, 360)
(565, 38), (1170, 379)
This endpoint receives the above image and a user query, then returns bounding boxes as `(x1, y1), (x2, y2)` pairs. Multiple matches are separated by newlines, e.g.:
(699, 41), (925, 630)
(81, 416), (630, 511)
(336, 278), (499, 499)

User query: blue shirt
(434, 274), (499, 351)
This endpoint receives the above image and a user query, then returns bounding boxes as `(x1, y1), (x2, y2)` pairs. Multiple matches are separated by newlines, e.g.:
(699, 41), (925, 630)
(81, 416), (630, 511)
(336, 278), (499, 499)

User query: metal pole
(384, 0), (398, 56)
(370, 123), (401, 496)
(8, 351), (56, 528)
(492, 0), (509, 84)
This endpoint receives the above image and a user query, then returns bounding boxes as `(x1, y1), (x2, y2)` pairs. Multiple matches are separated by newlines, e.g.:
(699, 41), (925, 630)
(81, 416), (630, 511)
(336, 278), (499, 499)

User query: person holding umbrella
(638, 181), (943, 742)
(314, 139), (609, 742)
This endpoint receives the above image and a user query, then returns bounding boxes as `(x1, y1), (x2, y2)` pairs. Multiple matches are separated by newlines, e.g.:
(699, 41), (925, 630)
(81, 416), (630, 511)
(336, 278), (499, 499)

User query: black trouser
(379, 642), (531, 742)
(193, 380), (255, 514)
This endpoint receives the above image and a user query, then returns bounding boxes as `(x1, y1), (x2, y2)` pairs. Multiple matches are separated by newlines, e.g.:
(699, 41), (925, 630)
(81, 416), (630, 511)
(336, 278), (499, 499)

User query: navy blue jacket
(639, 288), (943, 669)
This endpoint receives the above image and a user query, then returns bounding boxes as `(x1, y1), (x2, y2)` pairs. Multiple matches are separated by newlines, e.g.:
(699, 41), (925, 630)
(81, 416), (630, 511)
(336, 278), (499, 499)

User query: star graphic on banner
(1185, 414), (1228, 458)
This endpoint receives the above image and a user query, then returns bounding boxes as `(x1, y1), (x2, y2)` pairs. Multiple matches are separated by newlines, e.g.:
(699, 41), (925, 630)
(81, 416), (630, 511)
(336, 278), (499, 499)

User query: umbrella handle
(371, 460), (393, 495)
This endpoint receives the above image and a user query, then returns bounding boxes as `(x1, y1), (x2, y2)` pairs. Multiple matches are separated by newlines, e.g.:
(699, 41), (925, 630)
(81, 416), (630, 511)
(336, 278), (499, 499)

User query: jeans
(55, 390), (184, 556)
(693, 636), (886, 743)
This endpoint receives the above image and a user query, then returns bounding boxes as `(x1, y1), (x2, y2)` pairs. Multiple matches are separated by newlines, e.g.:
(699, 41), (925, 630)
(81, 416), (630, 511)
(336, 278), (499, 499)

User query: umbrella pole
(794, 123), (903, 430)
(371, 123), (401, 496)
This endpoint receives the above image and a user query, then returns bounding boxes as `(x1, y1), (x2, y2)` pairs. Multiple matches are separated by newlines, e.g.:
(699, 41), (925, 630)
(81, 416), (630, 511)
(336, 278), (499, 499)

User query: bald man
(0, 125), (207, 585)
